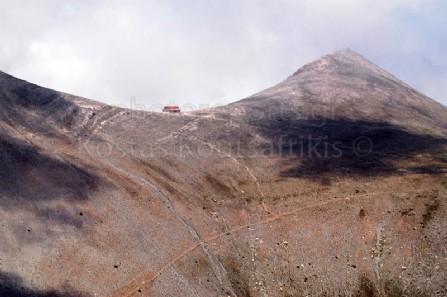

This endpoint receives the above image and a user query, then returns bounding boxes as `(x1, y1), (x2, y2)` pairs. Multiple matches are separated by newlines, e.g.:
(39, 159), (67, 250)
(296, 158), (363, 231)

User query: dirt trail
(118, 187), (424, 297)
(194, 138), (271, 215)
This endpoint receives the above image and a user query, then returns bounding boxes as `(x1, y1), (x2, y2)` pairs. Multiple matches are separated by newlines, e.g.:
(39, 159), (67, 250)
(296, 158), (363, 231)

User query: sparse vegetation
(1, 50), (446, 296)
(359, 209), (366, 217)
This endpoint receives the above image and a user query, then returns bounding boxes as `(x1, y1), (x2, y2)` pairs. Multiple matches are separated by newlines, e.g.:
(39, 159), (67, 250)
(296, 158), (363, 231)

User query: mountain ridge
(1, 50), (447, 297)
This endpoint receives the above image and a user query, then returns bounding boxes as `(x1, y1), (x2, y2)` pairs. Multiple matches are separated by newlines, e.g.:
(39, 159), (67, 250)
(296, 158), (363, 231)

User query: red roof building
(163, 105), (181, 113)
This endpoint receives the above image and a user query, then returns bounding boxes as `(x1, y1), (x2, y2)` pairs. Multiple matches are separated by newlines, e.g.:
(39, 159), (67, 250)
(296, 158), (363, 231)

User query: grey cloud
(0, 0), (446, 108)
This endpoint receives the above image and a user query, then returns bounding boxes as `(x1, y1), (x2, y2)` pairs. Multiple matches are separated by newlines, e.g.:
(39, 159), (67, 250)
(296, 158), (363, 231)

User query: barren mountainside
(1, 49), (447, 297)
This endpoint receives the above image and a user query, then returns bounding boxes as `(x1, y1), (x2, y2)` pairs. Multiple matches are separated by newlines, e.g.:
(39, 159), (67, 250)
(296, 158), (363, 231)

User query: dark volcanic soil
(1, 49), (447, 297)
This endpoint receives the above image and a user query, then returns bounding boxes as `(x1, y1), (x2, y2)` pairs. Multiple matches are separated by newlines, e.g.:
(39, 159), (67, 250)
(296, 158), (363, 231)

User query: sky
(0, 0), (446, 110)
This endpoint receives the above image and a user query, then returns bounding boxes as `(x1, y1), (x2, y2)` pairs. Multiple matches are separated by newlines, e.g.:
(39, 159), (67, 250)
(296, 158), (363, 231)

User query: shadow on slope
(0, 71), (93, 134)
(0, 133), (99, 228)
(249, 115), (447, 182)
(0, 270), (92, 297)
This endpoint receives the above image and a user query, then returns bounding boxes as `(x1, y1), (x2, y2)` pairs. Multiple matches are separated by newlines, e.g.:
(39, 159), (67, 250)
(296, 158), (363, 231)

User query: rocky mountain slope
(1, 49), (446, 297)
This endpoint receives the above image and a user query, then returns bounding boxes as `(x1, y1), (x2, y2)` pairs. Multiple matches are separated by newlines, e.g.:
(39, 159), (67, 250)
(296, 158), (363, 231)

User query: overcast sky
(1, 0), (446, 110)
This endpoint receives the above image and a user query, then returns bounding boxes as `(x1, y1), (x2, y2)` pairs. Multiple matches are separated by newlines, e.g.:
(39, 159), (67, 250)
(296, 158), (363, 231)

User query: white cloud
(0, 0), (446, 107)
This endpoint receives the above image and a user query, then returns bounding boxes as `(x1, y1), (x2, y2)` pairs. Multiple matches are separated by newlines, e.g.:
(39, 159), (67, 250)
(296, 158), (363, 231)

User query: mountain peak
(290, 48), (378, 78)
(331, 47), (377, 64)
(232, 49), (447, 136)
(333, 47), (362, 57)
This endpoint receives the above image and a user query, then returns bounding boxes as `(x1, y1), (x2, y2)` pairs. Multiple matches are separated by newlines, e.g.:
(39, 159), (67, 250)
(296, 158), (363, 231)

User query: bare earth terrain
(1, 49), (446, 296)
